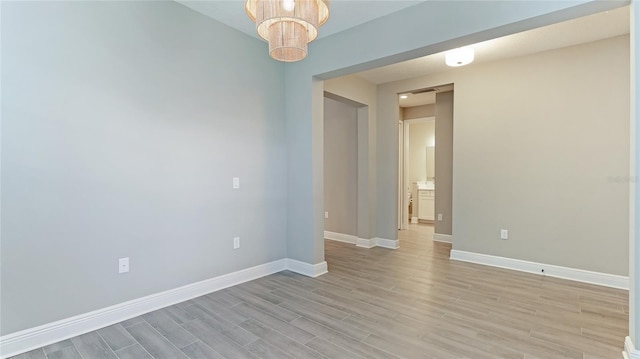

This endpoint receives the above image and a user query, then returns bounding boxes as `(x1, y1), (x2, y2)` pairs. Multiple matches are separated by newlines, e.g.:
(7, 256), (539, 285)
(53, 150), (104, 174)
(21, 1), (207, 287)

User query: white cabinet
(418, 190), (435, 221)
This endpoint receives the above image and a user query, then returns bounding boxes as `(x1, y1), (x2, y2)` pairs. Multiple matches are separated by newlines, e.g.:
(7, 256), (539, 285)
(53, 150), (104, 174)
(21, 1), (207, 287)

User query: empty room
(2, 1), (639, 359)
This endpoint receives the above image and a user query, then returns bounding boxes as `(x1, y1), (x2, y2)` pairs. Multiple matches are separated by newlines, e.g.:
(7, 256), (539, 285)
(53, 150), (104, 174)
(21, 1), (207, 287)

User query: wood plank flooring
(12, 224), (629, 359)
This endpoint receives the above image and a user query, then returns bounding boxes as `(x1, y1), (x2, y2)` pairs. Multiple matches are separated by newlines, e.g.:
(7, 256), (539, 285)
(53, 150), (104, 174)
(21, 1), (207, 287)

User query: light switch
(232, 177), (240, 189)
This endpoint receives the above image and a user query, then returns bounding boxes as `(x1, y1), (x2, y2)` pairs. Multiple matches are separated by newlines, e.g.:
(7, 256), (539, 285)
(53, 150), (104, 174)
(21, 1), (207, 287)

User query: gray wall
(435, 92), (454, 235)
(452, 37), (629, 275)
(324, 76), (378, 240)
(378, 36), (630, 275)
(324, 98), (358, 236)
(1, 1), (286, 335)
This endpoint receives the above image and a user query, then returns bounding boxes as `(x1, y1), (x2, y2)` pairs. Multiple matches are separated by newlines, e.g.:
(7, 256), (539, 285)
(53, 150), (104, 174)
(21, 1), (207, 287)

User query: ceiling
(175, 1), (629, 109)
(363, 5), (629, 86)
(176, 0), (427, 40)
(386, 5), (630, 108)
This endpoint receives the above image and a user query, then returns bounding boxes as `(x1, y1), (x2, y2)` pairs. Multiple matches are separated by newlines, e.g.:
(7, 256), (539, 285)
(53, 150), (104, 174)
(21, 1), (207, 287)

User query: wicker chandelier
(245, 0), (330, 62)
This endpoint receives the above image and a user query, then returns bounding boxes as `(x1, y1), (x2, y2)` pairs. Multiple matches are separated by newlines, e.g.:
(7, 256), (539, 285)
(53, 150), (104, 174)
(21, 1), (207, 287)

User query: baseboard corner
(285, 259), (328, 278)
(624, 336), (640, 359)
(375, 237), (399, 249)
(356, 238), (375, 248)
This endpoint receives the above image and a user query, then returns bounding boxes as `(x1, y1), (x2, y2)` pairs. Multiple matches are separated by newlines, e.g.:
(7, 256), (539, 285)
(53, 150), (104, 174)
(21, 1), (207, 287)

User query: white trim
(624, 337), (640, 359)
(450, 250), (629, 290)
(433, 233), (452, 243)
(324, 231), (357, 244)
(285, 259), (328, 278)
(356, 238), (375, 248)
(411, 217), (418, 224)
(375, 237), (400, 249)
(324, 231), (399, 250)
(0, 258), (330, 358)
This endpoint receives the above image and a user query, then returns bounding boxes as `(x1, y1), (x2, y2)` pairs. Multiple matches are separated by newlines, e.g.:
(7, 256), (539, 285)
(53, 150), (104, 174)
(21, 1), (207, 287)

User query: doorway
(399, 117), (435, 229)
(323, 95), (359, 242)
(397, 86), (454, 243)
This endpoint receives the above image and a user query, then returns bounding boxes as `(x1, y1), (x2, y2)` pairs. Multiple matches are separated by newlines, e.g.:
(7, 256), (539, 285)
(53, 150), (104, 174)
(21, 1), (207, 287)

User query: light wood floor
(13, 224), (629, 359)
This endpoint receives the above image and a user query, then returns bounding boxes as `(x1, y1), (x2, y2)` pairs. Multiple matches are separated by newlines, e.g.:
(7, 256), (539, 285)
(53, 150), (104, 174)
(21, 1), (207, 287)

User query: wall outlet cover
(118, 258), (130, 274)
(500, 229), (509, 240)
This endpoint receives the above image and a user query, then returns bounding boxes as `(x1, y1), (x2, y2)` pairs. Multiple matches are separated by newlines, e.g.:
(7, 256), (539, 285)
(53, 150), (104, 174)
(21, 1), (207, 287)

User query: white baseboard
(450, 250), (629, 290)
(286, 259), (328, 278)
(624, 337), (640, 359)
(433, 233), (452, 243)
(411, 217), (418, 224)
(356, 238), (375, 248)
(325, 231), (399, 250)
(0, 258), (327, 359)
(356, 237), (399, 249)
(375, 237), (400, 249)
(324, 231), (357, 244)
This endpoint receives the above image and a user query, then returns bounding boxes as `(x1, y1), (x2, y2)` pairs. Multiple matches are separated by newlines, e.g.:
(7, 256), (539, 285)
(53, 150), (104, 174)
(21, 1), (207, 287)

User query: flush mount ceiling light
(400, 95), (409, 99)
(445, 46), (475, 67)
(245, 0), (330, 62)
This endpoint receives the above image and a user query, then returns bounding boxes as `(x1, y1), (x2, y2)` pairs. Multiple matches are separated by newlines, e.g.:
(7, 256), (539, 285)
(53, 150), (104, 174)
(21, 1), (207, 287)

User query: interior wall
(287, 0), (612, 264)
(435, 92), (454, 236)
(1, 1), (286, 335)
(379, 35), (630, 275)
(324, 97), (358, 236)
(324, 75), (378, 240)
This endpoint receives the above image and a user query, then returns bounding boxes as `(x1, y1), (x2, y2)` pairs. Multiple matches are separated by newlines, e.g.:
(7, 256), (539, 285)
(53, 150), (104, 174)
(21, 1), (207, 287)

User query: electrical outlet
(437, 213), (443, 221)
(233, 237), (240, 249)
(119, 257), (129, 274)
(324, 212), (329, 219)
(500, 229), (509, 240)
(232, 177), (240, 189)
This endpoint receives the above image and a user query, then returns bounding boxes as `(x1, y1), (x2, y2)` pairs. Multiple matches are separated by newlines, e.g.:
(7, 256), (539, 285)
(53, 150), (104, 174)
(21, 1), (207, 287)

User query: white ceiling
(361, 5), (630, 86)
(176, 0), (427, 40)
(176, 1), (629, 108)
